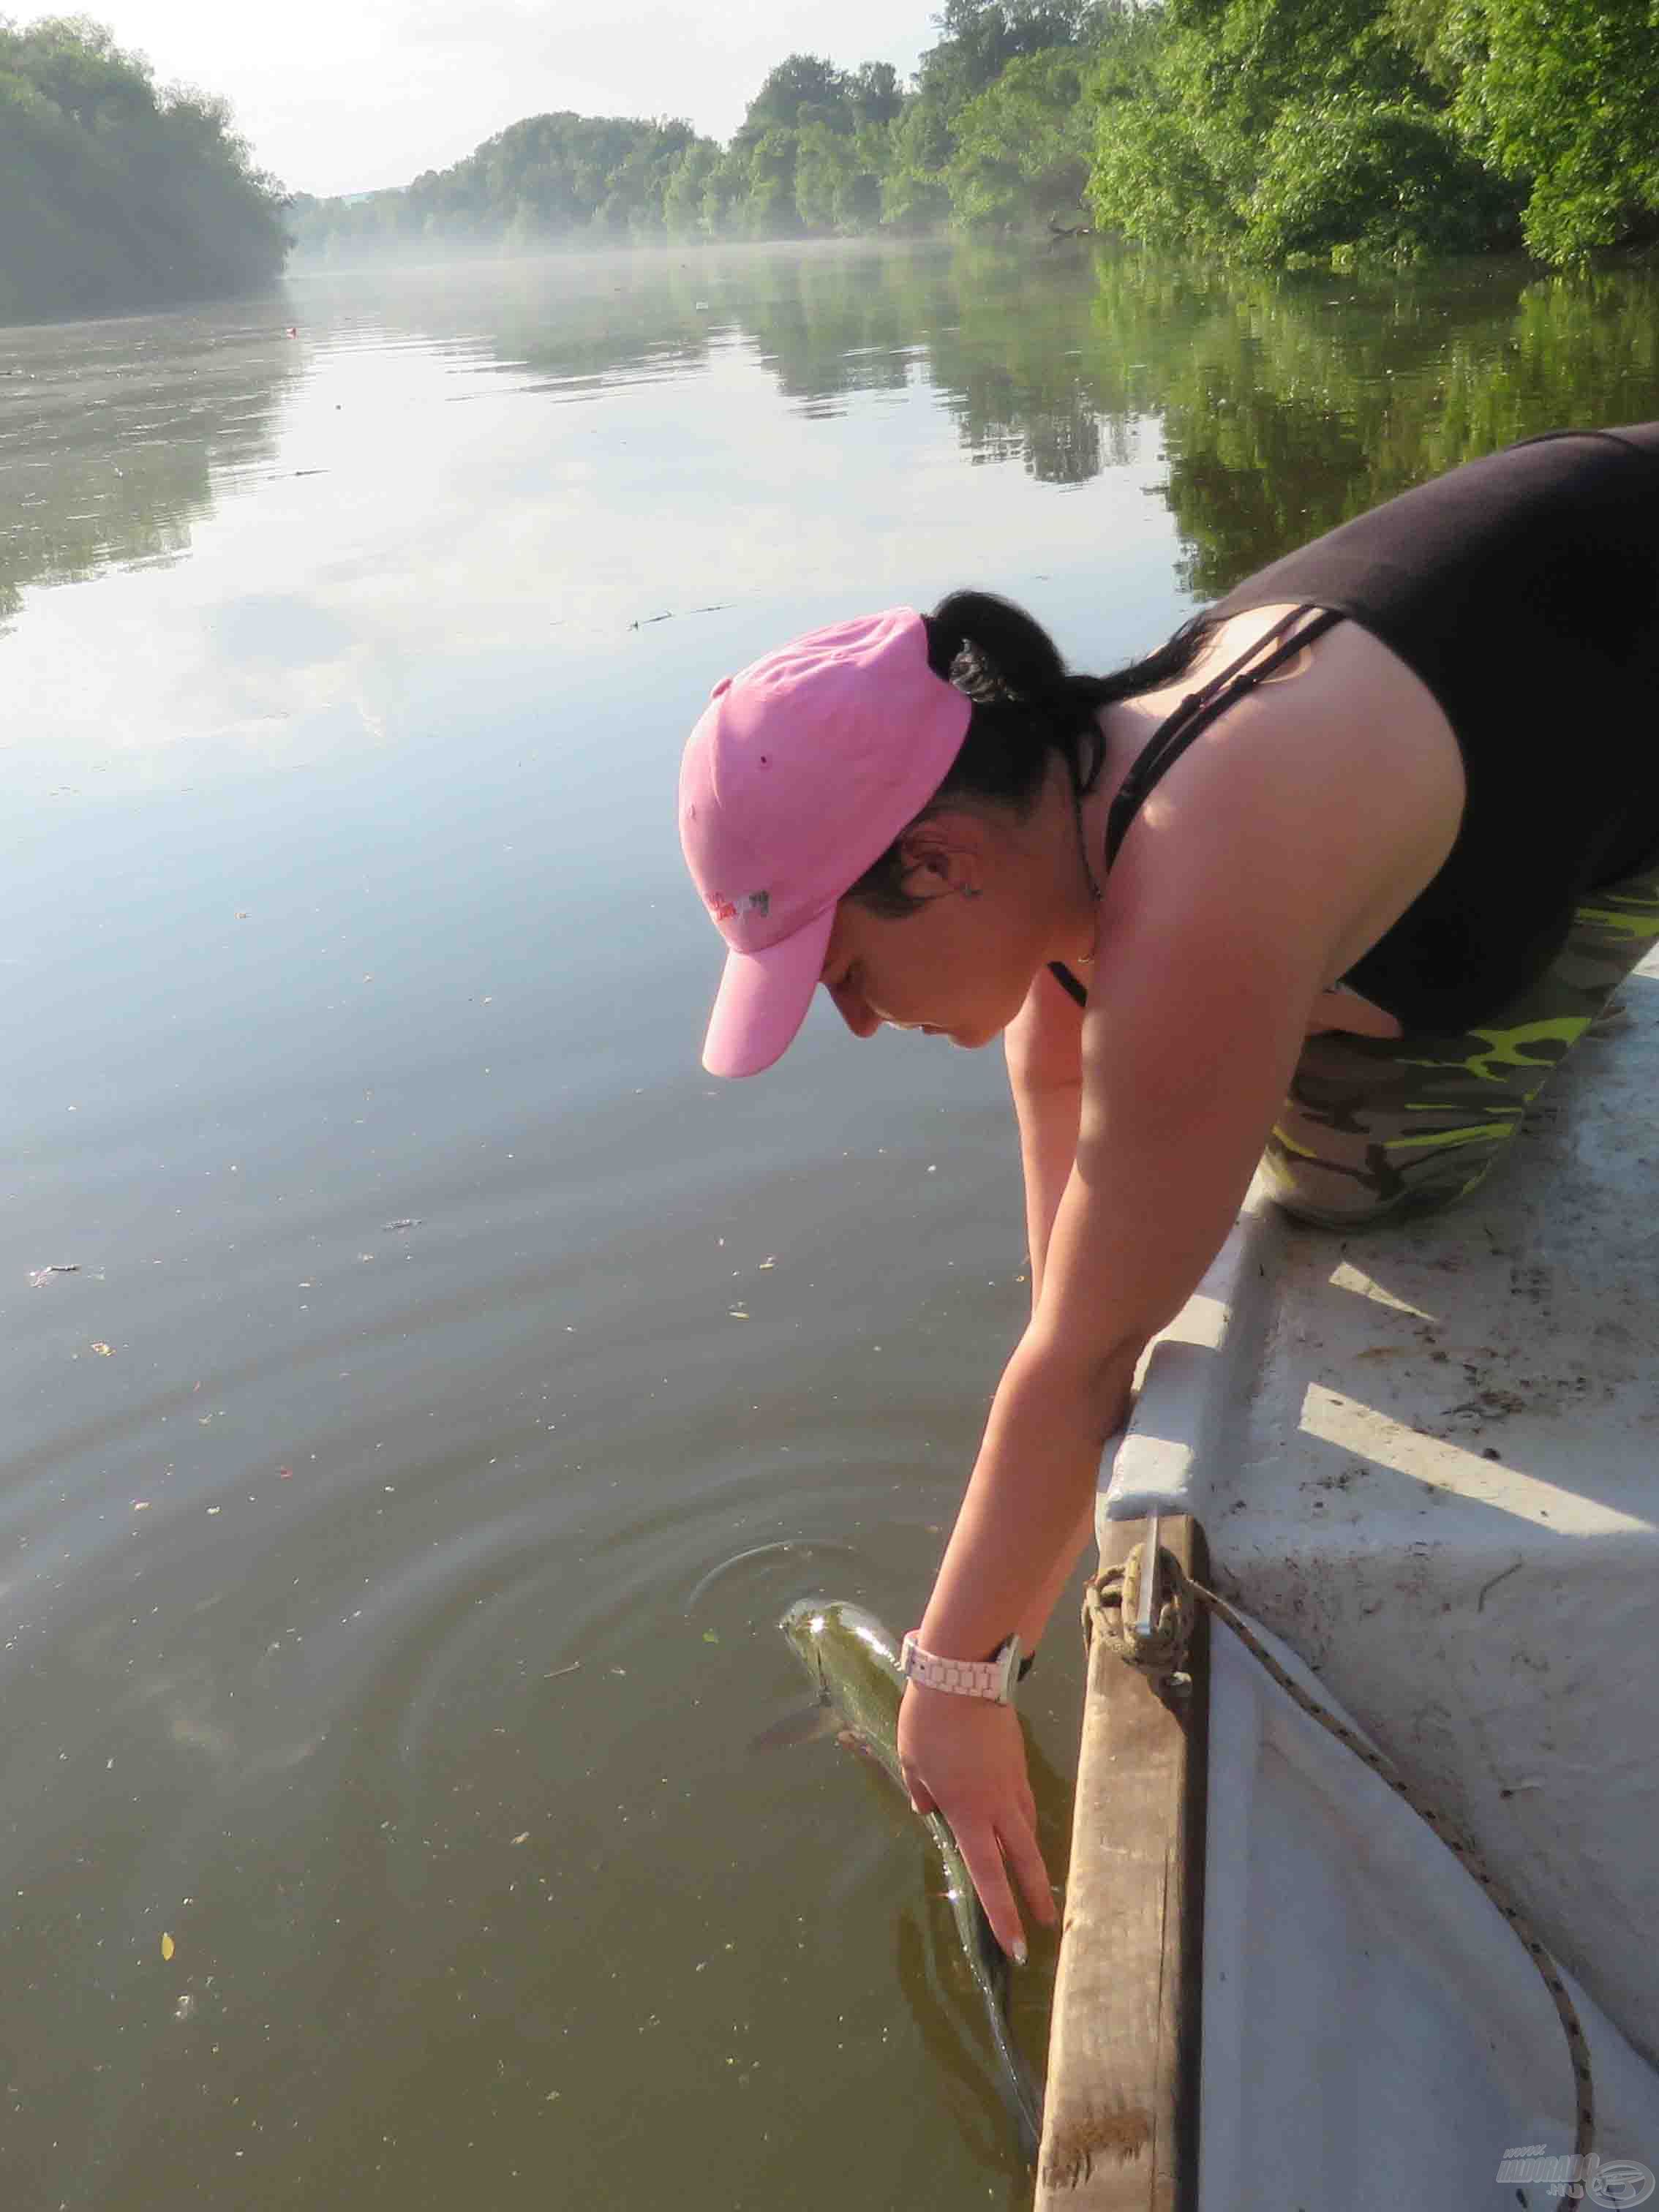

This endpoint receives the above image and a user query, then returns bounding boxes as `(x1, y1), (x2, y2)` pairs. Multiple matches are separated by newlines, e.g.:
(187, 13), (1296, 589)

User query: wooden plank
(1034, 1513), (1209, 2211)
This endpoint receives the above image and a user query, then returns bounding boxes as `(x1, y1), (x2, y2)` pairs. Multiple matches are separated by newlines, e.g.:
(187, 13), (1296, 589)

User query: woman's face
(817, 808), (1058, 1050)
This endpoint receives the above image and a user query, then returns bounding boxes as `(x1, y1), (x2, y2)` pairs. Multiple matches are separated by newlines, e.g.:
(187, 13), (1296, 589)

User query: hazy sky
(63, 1), (937, 200)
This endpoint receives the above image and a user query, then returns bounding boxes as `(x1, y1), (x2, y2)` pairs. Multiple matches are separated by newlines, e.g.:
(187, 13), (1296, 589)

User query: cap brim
(701, 906), (835, 1077)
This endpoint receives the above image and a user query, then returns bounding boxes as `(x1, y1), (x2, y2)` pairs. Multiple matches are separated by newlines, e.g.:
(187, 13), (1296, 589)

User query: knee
(1259, 1148), (1406, 1230)
(1260, 1142), (1489, 1231)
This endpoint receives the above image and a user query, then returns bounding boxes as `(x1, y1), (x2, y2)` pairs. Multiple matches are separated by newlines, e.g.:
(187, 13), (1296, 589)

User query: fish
(771, 1597), (1045, 2167)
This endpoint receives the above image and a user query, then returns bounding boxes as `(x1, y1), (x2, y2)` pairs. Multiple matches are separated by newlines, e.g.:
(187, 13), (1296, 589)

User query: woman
(677, 424), (1659, 1963)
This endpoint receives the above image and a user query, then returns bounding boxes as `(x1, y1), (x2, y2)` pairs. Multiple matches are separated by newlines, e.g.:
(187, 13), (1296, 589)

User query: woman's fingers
(957, 1813), (1056, 1961)
(896, 1690), (1056, 1955)
(956, 1820), (1029, 1962)
(1004, 1812), (1058, 1931)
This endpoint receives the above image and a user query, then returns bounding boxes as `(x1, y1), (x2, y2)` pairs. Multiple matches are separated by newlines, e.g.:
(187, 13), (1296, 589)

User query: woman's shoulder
(1098, 603), (1466, 982)
(1122, 599), (1462, 796)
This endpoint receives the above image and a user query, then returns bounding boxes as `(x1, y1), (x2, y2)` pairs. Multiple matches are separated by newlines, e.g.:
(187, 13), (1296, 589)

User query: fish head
(778, 1599), (907, 1788)
(780, 1599), (901, 1693)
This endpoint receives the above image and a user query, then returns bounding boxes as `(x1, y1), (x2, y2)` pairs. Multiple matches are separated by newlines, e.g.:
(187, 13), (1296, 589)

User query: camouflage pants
(1261, 855), (1659, 1230)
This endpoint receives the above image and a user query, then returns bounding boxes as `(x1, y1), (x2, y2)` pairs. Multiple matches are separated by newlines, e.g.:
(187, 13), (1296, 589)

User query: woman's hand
(897, 1681), (1057, 1962)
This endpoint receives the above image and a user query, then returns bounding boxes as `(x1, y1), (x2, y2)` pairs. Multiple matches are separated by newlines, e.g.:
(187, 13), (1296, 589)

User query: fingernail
(1012, 1940), (1028, 1967)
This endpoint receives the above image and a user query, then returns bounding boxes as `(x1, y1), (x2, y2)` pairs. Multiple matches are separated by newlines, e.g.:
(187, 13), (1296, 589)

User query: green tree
(698, 147), (753, 237)
(946, 46), (1097, 228)
(741, 127), (805, 237)
(1245, 97), (1520, 261)
(889, 2), (1109, 235)
(921, 0), (1105, 102)
(795, 122), (861, 232)
(733, 53), (853, 146)
(849, 61), (905, 129)
(0, 14), (287, 322)
(661, 142), (718, 237)
(288, 111), (718, 257)
(1445, 0), (1659, 262)
(1086, 0), (1503, 262)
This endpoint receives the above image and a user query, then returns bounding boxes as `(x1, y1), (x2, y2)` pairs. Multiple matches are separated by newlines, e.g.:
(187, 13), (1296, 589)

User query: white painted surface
(1199, 1610), (1659, 2203)
(1096, 956), (1659, 2179)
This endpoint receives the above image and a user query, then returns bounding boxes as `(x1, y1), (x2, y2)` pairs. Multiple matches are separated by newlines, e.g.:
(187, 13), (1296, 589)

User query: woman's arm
(900, 685), (1383, 1955)
(995, 978), (1093, 1672)
(1004, 967), (1085, 1307)
(901, 907), (1322, 1955)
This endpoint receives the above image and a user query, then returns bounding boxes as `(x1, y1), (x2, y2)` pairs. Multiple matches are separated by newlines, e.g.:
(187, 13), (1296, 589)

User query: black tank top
(1052, 424), (1659, 1032)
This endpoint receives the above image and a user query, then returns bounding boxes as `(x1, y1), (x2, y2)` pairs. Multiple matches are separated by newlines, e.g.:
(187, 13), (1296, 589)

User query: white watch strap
(900, 1631), (1018, 1703)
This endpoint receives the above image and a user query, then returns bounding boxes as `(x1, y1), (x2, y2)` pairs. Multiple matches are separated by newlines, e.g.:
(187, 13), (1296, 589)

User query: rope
(1083, 1543), (1596, 2170)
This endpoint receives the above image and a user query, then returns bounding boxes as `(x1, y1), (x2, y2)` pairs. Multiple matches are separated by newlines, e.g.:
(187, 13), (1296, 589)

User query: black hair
(846, 589), (1211, 918)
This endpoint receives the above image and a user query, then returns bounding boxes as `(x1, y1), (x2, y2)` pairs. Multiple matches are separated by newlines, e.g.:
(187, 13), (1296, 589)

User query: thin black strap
(1048, 604), (1342, 1011)
(1104, 603), (1342, 871)
(1048, 959), (1088, 1007)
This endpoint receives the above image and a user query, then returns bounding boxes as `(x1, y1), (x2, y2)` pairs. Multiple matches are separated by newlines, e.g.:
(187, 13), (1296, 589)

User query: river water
(2, 241), (1656, 2210)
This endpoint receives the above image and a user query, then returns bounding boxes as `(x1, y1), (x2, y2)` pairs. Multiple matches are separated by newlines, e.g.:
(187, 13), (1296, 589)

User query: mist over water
(2, 241), (1656, 2209)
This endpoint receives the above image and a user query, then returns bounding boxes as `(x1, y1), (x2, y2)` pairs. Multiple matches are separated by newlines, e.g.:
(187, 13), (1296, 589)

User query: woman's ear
(896, 813), (988, 903)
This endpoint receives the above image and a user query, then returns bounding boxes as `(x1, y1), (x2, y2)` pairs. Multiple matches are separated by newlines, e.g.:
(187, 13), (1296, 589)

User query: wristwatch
(900, 1630), (1023, 1704)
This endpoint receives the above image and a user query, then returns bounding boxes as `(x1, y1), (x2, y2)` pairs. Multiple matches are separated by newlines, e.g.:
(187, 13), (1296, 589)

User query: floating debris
(381, 1219), (421, 1233)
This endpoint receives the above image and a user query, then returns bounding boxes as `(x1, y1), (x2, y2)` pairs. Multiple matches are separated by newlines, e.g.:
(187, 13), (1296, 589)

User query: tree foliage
(0, 13), (287, 322)
(276, 0), (1659, 274)
(1445, 0), (1659, 262)
(290, 113), (711, 257)
(947, 49), (1097, 227)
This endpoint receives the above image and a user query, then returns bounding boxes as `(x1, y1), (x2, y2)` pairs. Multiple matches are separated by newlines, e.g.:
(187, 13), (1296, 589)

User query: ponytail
(848, 590), (1213, 917)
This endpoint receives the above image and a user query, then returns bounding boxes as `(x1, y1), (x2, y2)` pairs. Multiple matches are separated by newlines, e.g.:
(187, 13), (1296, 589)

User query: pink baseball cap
(680, 608), (971, 1077)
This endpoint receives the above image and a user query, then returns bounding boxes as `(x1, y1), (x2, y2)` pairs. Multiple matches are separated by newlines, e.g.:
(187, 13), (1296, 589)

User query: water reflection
(8, 247), (1657, 675)
(307, 242), (1659, 557)
(0, 309), (301, 631)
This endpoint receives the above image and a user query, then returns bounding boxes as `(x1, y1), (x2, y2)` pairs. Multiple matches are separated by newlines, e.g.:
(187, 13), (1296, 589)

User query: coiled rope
(1083, 1536), (1595, 2170)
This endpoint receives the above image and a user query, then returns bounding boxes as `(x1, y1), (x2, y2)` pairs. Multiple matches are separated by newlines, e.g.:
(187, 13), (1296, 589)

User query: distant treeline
(289, 0), (1659, 271)
(0, 15), (287, 322)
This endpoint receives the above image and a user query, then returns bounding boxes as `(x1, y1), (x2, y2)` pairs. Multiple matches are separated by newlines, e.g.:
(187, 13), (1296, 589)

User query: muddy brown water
(2, 241), (1656, 2209)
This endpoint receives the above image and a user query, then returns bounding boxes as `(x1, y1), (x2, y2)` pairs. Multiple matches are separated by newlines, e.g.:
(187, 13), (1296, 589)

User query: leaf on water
(701, 1630), (720, 1644)
(91, 1342), (113, 1356)
(161, 1933), (175, 1961)
(511, 1832), (530, 1846)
